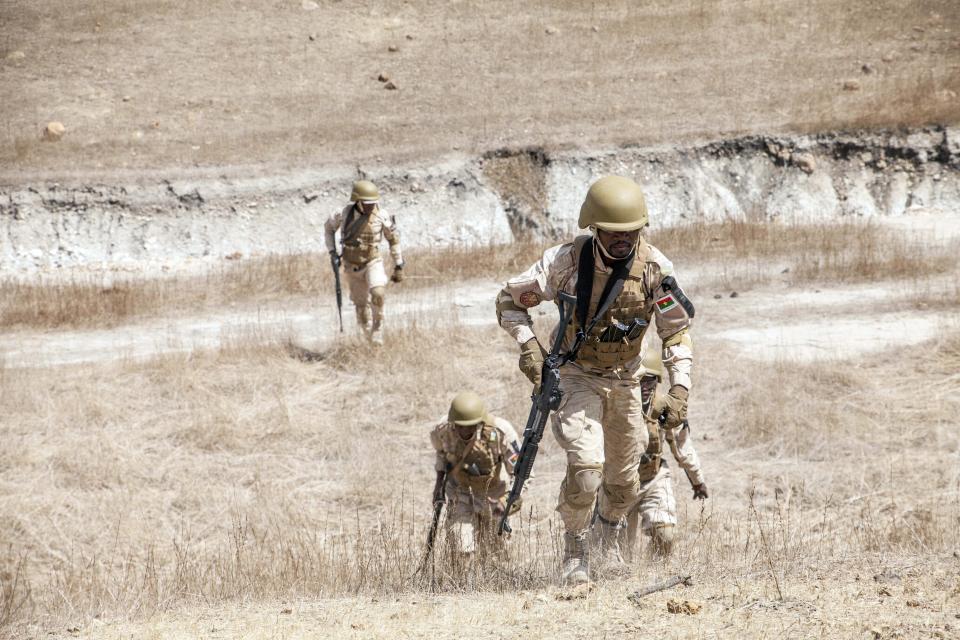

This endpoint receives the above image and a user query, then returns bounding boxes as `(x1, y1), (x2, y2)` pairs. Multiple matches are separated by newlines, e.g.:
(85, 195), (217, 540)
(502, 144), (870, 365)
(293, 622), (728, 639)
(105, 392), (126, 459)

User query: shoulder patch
(518, 291), (541, 307)
(656, 294), (677, 313)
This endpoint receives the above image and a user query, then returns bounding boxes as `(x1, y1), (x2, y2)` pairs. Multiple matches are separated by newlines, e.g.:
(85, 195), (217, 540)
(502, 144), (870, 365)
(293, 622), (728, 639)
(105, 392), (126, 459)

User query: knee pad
(649, 523), (675, 556)
(370, 286), (386, 308)
(563, 463), (603, 508)
(603, 480), (642, 510)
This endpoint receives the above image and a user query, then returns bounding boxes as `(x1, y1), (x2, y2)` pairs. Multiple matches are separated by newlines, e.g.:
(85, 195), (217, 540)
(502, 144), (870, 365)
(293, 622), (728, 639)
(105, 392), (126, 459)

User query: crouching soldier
(430, 392), (523, 559)
(624, 352), (708, 559)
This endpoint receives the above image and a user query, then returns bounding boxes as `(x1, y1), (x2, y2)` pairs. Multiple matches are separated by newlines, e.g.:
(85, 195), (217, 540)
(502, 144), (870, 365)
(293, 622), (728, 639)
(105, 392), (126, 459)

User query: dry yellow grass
(2, 314), (958, 637)
(4, 220), (956, 331)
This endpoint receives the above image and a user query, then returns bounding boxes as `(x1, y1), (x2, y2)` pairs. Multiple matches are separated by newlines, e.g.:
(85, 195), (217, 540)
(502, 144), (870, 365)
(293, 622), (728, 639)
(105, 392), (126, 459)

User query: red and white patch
(518, 291), (541, 307)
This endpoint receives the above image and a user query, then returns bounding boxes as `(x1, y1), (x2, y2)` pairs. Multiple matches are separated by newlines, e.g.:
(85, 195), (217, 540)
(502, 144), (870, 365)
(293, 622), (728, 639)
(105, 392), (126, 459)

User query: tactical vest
(340, 205), (383, 266)
(563, 236), (652, 371)
(449, 422), (503, 494)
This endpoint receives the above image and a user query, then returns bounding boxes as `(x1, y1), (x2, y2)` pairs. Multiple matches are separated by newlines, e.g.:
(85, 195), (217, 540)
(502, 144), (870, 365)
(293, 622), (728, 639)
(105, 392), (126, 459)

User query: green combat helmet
(351, 179), (380, 202)
(578, 176), (649, 231)
(448, 391), (487, 426)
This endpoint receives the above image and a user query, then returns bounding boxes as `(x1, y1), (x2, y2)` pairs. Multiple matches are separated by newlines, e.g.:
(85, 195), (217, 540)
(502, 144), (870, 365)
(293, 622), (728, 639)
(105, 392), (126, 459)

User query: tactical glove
(329, 251), (341, 270)
(655, 385), (688, 429)
(391, 263), (404, 283)
(518, 338), (546, 387)
(495, 495), (522, 517)
(692, 483), (709, 500)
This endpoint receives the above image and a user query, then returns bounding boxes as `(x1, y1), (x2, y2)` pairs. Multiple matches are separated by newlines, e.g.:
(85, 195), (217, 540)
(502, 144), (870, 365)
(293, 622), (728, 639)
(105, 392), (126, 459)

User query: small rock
(388, 45), (399, 52)
(713, 294), (722, 299)
(843, 80), (861, 91)
(42, 121), (66, 141)
(377, 72), (390, 82)
(522, 600), (532, 610)
(556, 583), (594, 600)
(881, 52), (896, 63)
(793, 152), (816, 173)
(591, 25), (600, 32)
(151, 121), (160, 129)
(878, 586), (892, 596)
(405, 34), (414, 40)
(909, 44), (922, 52)
(308, 34), (316, 41)
(6, 50), (26, 60)
(876, 159), (887, 169)
(384, 81), (398, 90)
(781, 267), (790, 274)
(861, 63), (874, 74)
(729, 291), (739, 298)
(225, 251), (242, 261)
(301, 0), (318, 9)
(122, 95), (131, 102)
(860, 152), (874, 163)
(666, 598), (702, 615)
(545, 26), (558, 35)
(280, 608), (292, 614)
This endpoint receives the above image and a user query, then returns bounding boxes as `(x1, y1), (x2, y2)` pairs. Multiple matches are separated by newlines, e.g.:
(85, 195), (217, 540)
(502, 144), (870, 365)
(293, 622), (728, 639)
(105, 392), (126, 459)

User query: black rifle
(498, 291), (577, 535)
(330, 252), (343, 332)
(415, 469), (448, 575)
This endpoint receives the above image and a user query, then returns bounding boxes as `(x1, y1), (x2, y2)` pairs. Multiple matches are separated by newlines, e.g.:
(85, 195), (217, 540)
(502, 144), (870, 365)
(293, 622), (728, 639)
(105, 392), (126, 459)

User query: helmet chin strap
(591, 226), (640, 261)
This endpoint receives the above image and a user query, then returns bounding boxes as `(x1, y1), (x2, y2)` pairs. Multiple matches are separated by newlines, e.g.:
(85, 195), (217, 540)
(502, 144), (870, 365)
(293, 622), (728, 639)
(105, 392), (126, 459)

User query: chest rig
(563, 236), (652, 371)
(340, 205), (383, 266)
(449, 423), (503, 494)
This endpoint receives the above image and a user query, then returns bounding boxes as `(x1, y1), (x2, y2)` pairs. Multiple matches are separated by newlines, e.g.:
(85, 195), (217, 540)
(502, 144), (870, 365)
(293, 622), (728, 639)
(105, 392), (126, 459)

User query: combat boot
(560, 532), (590, 585)
(355, 305), (371, 336)
(593, 515), (631, 578)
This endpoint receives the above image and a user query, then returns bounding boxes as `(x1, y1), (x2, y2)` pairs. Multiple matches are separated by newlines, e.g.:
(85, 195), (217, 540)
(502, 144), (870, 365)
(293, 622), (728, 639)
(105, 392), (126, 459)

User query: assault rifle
(498, 292), (577, 536)
(415, 468), (449, 576)
(330, 252), (343, 332)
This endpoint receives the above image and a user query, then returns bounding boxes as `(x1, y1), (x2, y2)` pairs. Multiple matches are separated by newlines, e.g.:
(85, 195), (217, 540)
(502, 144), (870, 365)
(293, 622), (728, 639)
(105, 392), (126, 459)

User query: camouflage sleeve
(381, 211), (403, 264)
(429, 422), (448, 472)
(648, 248), (694, 390)
(666, 422), (705, 487)
(494, 417), (522, 476)
(324, 210), (342, 253)
(496, 243), (574, 346)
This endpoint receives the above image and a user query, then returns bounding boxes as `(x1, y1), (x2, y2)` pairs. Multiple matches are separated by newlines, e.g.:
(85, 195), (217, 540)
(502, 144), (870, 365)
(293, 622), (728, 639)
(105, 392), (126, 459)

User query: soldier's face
(359, 200), (377, 214)
(455, 424), (475, 440)
(597, 228), (640, 259)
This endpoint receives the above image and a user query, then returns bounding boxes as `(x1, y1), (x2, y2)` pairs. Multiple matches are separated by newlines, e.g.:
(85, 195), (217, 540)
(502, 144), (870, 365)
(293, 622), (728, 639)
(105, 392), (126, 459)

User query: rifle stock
(498, 292), (576, 535)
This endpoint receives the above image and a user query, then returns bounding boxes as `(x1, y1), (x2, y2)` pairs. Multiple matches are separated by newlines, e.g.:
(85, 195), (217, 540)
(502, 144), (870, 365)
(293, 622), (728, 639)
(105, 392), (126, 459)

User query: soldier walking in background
(430, 392), (523, 561)
(496, 176), (696, 585)
(324, 180), (404, 344)
(622, 352), (708, 560)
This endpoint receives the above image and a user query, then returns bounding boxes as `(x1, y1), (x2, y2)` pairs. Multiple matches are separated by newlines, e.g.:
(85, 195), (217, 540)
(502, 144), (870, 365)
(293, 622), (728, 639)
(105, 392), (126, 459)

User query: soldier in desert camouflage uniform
(496, 176), (696, 585)
(430, 392), (523, 558)
(324, 180), (403, 344)
(622, 352), (708, 560)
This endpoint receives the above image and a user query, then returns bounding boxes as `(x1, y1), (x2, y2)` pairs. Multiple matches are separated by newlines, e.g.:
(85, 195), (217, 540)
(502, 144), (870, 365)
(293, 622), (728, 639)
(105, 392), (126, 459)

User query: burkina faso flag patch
(656, 294), (677, 312)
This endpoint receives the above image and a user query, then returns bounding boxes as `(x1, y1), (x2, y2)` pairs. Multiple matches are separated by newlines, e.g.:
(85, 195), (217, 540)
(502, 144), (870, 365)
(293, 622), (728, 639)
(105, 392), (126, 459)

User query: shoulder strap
(341, 205), (370, 243)
(568, 238), (635, 361)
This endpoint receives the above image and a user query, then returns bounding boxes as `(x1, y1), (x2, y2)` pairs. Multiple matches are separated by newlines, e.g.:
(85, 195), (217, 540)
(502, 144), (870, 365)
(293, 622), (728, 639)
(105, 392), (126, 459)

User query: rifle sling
(568, 237), (635, 362)
(341, 206), (370, 246)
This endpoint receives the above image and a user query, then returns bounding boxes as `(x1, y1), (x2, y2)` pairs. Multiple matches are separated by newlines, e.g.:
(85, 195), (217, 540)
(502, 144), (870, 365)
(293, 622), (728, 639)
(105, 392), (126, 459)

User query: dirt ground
(2, 0), (959, 179)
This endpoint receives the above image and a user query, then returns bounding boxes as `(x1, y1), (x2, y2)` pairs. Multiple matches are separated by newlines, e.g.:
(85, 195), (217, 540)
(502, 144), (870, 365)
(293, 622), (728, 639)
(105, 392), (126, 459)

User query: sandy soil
(2, 0), (958, 179)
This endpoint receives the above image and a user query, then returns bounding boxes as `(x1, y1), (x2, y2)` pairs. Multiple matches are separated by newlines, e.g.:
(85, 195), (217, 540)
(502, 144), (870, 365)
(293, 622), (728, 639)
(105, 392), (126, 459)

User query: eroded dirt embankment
(2, 127), (960, 274)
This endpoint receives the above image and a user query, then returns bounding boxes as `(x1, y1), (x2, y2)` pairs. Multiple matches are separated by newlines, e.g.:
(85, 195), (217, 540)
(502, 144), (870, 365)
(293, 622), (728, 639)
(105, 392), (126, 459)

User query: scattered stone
(666, 598), (702, 615)
(384, 81), (398, 90)
(909, 43), (922, 52)
(878, 586), (892, 596)
(545, 26), (558, 35)
(860, 152), (874, 164)
(906, 599), (922, 608)
(793, 152), (816, 173)
(781, 267), (790, 274)
(729, 291), (739, 298)
(713, 294), (722, 299)
(861, 63), (874, 74)
(301, 0), (318, 9)
(522, 600), (533, 610)
(592, 25), (600, 32)
(122, 95), (131, 102)
(881, 52), (896, 63)
(405, 34), (414, 40)
(377, 72), (390, 82)
(225, 251), (242, 261)
(308, 34), (316, 41)
(388, 45), (399, 52)
(555, 583), (594, 600)
(42, 121), (66, 141)
(843, 80), (861, 91)
(151, 121), (160, 129)
(280, 608), (292, 614)
(6, 50), (26, 60)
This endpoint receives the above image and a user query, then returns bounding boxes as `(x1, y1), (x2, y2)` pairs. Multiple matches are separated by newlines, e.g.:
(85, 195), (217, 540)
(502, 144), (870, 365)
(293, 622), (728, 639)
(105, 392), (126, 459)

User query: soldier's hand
(495, 496), (522, 517)
(692, 483), (709, 500)
(518, 338), (546, 387)
(391, 263), (404, 283)
(329, 251), (341, 270)
(655, 385), (688, 429)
